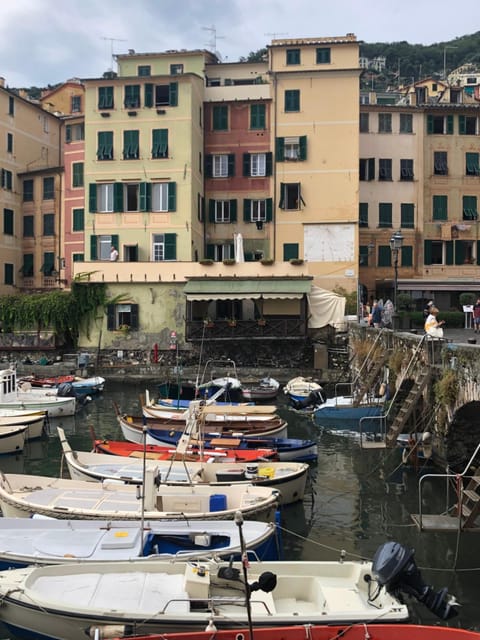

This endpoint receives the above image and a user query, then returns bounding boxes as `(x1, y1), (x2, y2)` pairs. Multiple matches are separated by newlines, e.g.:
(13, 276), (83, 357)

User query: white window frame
(97, 184), (114, 213)
(213, 244), (233, 261)
(213, 154), (228, 177)
(214, 200), (230, 223)
(250, 200), (266, 222)
(153, 234), (165, 261)
(250, 153), (266, 176)
(284, 136), (300, 160)
(99, 235), (113, 260)
(151, 183), (168, 212)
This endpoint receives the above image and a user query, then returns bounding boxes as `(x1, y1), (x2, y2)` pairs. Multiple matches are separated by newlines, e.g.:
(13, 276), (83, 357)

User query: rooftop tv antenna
(101, 36), (127, 71)
(202, 25), (224, 55)
(265, 32), (288, 40)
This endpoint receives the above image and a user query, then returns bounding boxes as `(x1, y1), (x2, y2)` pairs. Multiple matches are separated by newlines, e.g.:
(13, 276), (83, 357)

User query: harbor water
(0, 379), (479, 637)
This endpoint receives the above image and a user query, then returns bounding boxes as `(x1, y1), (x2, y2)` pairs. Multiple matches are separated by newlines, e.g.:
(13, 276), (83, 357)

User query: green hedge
(401, 311), (465, 329)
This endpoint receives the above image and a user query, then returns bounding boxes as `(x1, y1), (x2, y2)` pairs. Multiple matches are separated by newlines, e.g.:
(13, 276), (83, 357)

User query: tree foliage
(239, 48), (268, 63)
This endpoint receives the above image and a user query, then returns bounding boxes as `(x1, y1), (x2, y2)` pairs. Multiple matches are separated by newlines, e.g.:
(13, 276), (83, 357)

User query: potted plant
(261, 258), (274, 266)
(203, 317), (214, 328)
(199, 259), (214, 266)
(222, 258), (236, 265)
(118, 324), (130, 334)
(257, 318), (267, 326)
(289, 258), (304, 266)
(227, 318), (237, 327)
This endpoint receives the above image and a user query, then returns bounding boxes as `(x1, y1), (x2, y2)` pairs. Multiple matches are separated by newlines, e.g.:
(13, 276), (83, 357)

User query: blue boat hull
(313, 404), (383, 432)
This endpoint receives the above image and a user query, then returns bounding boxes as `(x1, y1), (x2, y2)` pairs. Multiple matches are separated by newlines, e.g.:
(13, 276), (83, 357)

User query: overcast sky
(1, 0), (478, 87)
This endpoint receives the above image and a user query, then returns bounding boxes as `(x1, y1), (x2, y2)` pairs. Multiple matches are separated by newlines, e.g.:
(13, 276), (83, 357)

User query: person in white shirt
(424, 305), (445, 338)
(110, 246), (119, 261)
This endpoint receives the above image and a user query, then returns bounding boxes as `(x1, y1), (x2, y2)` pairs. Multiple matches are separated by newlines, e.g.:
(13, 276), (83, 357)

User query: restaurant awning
(184, 278), (312, 301)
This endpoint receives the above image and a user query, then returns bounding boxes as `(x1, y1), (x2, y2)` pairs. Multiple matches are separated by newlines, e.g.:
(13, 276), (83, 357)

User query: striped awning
(184, 278), (312, 301)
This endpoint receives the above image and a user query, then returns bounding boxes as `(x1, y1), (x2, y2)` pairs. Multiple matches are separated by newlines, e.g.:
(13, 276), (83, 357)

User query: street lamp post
(389, 229), (404, 313)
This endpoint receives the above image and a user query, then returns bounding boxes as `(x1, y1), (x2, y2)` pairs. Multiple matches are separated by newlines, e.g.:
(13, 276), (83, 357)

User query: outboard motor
(372, 541), (460, 620)
(290, 388), (326, 411)
(56, 382), (75, 398)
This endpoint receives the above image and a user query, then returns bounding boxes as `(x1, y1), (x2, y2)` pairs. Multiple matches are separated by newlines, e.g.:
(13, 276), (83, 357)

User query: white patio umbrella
(234, 233), (245, 263)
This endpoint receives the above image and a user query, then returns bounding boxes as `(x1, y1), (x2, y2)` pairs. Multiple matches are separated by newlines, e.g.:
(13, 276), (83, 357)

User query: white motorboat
(241, 376), (280, 401)
(283, 376), (324, 402)
(0, 471), (279, 522)
(0, 516), (280, 568)
(58, 428), (309, 505)
(0, 369), (76, 417)
(0, 425), (28, 454)
(0, 410), (46, 440)
(0, 550), (414, 639)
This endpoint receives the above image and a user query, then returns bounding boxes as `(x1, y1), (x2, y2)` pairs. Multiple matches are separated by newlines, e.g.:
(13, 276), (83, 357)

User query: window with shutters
(8, 96), (14, 116)
(4, 264), (14, 286)
(459, 115), (478, 135)
(250, 200), (267, 222)
(399, 113), (413, 133)
(72, 162), (84, 188)
(401, 203), (415, 228)
(378, 203), (392, 228)
(3, 208), (13, 235)
(378, 246), (392, 267)
(123, 130), (139, 159)
(151, 183), (169, 212)
(427, 114), (454, 135)
(214, 200), (231, 223)
(1, 169), (12, 190)
(378, 158), (392, 181)
(138, 65), (151, 77)
(99, 235), (115, 260)
(401, 245), (413, 267)
(213, 105), (228, 131)
(286, 49), (300, 65)
(23, 179), (34, 201)
(23, 215), (34, 237)
(359, 203), (368, 227)
(378, 113), (392, 133)
(284, 90), (300, 112)
(40, 252), (55, 275)
(73, 253), (84, 263)
(152, 233), (176, 261)
(98, 86), (114, 110)
(466, 152), (480, 176)
(97, 184), (114, 213)
(283, 243), (299, 261)
(107, 303), (139, 331)
(400, 159), (414, 181)
(152, 129), (168, 158)
(170, 64), (183, 75)
(434, 151), (448, 175)
(7, 133), (13, 153)
(124, 183), (140, 212)
(21, 254), (34, 277)
(206, 243), (234, 261)
(250, 104), (265, 130)
(279, 183), (301, 210)
(43, 214), (55, 236)
(97, 131), (114, 160)
(213, 154), (229, 177)
(146, 82), (178, 107)
(463, 195), (478, 221)
(73, 208), (84, 231)
(316, 47), (331, 63)
(433, 195), (448, 221)
(359, 113), (369, 133)
(43, 177), (54, 199)
(250, 153), (266, 177)
(124, 85), (140, 108)
(359, 158), (375, 180)
(276, 136), (307, 161)
(66, 123), (84, 142)
(71, 95), (81, 113)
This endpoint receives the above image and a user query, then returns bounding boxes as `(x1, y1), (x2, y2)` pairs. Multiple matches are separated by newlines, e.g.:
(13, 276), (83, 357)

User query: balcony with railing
(186, 317), (307, 341)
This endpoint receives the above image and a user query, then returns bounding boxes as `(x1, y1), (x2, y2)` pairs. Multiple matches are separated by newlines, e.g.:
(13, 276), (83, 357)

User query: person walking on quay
(424, 305), (445, 339)
(473, 298), (480, 334)
(371, 300), (382, 328)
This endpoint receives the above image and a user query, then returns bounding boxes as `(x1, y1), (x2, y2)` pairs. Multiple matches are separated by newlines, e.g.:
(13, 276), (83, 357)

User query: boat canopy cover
(184, 278), (312, 301)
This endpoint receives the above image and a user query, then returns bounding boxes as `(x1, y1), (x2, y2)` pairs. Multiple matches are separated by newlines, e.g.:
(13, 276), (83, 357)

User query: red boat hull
(94, 439), (278, 462)
(114, 624), (480, 640)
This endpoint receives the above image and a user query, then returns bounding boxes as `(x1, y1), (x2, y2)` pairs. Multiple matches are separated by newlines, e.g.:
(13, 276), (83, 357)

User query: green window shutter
(359, 245), (369, 265)
(455, 240), (465, 265)
(114, 182), (123, 212)
(423, 240), (432, 265)
(206, 244), (215, 260)
(447, 115), (454, 134)
(299, 136), (307, 160)
(107, 304), (115, 330)
(89, 184), (97, 213)
(379, 203), (392, 227)
(283, 243), (299, 261)
(401, 203), (414, 228)
(169, 82), (178, 106)
(265, 152), (273, 176)
(368, 157), (375, 180)
(152, 129), (168, 158)
(459, 115), (466, 135)
(228, 154), (235, 177)
(433, 195), (448, 221)
(22, 253), (34, 277)
(139, 182), (148, 212)
(266, 198), (273, 222)
(446, 241), (453, 265)
(250, 104), (265, 129)
(130, 304), (139, 330)
(279, 183), (285, 209)
(230, 200), (237, 222)
(378, 246), (391, 267)
(164, 233), (176, 260)
(243, 199), (251, 222)
(65, 125), (72, 143)
(427, 115), (434, 134)
(243, 153), (251, 177)
(168, 182), (176, 211)
(359, 202), (368, 227)
(205, 155), (213, 177)
(72, 163), (84, 187)
(463, 196), (477, 219)
(73, 208), (84, 231)
(90, 235), (98, 260)
(208, 200), (215, 222)
(477, 241), (480, 265)
(144, 83), (153, 108)
(275, 137), (285, 162)
(111, 235), (119, 251)
(401, 245), (413, 267)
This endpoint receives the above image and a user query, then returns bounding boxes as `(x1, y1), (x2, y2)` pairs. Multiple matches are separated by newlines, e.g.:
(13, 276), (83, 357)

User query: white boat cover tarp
(307, 286), (346, 328)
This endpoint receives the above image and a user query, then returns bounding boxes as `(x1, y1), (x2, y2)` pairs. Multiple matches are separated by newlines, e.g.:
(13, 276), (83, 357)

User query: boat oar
(234, 510), (254, 640)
